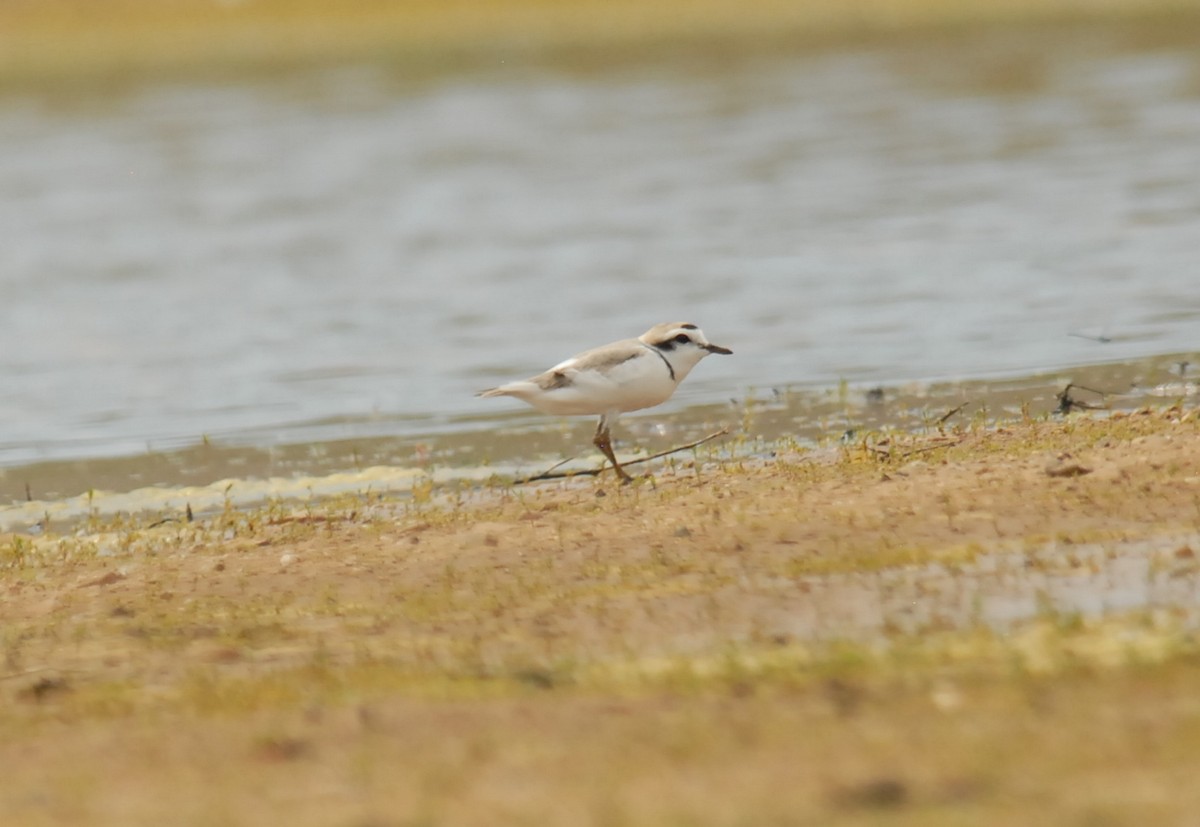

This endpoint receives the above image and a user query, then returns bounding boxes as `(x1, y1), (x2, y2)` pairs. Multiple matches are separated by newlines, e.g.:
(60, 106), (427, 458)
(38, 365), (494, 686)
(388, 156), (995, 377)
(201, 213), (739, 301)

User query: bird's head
(639, 322), (732, 381)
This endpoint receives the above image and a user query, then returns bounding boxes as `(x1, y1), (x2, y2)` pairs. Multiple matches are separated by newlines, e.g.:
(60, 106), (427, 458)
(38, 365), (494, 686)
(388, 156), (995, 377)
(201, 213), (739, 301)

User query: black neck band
(642, 343), (676, 382)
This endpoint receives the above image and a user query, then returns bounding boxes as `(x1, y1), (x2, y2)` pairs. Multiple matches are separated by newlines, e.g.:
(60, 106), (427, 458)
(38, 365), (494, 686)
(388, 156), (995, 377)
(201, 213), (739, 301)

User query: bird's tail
(475, 387), (509, 398)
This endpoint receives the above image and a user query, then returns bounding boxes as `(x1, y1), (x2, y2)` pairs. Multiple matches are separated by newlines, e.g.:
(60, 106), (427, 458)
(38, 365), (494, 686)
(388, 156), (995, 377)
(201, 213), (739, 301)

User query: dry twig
(515, 426), (732, 484)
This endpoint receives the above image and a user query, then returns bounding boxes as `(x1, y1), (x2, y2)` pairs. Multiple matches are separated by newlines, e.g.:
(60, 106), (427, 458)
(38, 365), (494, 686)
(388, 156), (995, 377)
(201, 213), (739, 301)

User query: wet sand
(3, 407), (1200, 825)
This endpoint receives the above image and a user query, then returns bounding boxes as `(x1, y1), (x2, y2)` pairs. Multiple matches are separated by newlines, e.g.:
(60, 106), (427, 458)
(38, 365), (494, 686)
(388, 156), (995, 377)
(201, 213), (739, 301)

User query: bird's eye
(674, 333), (691, 344)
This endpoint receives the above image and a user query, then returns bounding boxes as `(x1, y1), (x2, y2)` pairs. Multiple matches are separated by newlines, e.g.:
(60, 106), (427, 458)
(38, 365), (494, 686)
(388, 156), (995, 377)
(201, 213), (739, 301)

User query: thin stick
(936, 402), (969, 426)
(867, 436), (966, 461)
(1055, 382), (1111, 415)
(515, 426), (732, 484)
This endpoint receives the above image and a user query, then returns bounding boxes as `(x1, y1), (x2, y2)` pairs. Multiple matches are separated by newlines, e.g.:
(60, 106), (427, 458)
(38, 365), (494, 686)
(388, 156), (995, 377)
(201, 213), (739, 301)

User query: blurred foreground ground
(5, 0), (1200, 84)
(4, 408), (1200, 825)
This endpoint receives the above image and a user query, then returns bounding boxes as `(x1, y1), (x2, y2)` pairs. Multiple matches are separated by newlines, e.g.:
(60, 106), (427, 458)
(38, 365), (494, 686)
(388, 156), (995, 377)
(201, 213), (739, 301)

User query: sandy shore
(3, 407), (1200, 825)
(5, 0), (1200, 84)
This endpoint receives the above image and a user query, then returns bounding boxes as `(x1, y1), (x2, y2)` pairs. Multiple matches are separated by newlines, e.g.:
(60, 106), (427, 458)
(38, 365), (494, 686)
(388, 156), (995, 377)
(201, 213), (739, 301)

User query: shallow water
(1, 19), (1199, 498)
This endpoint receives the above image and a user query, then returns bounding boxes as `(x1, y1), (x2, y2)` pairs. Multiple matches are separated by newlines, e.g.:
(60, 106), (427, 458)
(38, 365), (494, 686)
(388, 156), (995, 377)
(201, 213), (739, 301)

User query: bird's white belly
(534, 358), (676, 415)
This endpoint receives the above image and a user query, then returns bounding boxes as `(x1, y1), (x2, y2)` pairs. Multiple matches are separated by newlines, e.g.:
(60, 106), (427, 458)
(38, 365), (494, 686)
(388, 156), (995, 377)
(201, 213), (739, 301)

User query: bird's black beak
(704, 343), (733, 355)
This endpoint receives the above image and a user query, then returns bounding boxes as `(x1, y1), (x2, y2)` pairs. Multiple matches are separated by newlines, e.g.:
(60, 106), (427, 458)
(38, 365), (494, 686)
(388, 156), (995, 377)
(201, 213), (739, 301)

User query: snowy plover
(477, 322), (732, 482)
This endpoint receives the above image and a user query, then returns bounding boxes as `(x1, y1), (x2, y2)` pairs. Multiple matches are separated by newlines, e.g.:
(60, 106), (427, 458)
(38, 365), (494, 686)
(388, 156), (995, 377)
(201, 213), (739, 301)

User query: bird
(477, 322), (732, 482)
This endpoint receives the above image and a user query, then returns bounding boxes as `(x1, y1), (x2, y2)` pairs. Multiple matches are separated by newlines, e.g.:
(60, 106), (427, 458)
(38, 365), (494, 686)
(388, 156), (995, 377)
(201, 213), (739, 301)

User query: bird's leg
(593, 416), (633, 483)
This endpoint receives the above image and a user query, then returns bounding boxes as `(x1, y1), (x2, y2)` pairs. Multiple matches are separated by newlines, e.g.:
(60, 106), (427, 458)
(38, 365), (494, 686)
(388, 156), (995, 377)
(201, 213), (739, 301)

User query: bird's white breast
(505, 349), (674, 416)
(572, 350), (679, 413)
